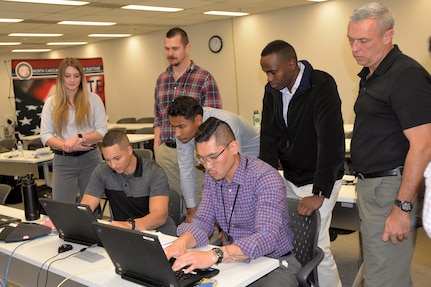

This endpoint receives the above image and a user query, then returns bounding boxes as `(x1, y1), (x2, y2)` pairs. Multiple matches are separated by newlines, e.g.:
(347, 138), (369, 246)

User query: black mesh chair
(134, 127), (154, 134)
(169, 188), (185, 226)
(137, 117), (154, 123)
(0, 184), (12, 205)
(116, 117), (136, 123)
(287, 198), (324, 287)
(134, 128), (154, 150)
(0, 138), (17, 152)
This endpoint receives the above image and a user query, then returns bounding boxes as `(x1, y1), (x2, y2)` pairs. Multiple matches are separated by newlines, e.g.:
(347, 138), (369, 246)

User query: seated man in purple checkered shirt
(164, 117), (300, 286)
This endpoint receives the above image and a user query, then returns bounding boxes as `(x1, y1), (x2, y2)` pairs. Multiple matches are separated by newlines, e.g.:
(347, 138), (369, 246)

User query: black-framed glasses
(196, 141), (233, 165)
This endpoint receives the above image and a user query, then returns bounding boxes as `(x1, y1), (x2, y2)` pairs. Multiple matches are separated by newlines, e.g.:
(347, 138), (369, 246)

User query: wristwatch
(394, 200), (413, 212)
(127, 218), (136, 230)
(313, 190), (323, 197)
(212, 247), (224, 265)
(78, 133), (83, 139)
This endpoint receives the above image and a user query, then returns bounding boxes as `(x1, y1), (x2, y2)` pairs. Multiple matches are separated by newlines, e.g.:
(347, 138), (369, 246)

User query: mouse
(58, 243), (73, 253)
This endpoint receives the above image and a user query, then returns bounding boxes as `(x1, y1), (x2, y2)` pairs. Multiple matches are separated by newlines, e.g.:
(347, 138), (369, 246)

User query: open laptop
(39, 198), (101, 246)
(0, 214), (21, 228)
(92, 222), (219, 287)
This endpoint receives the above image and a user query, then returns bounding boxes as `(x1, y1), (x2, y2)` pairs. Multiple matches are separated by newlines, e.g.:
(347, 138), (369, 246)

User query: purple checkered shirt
(178, 155), (294, 260)
(154, 60), (222, 143)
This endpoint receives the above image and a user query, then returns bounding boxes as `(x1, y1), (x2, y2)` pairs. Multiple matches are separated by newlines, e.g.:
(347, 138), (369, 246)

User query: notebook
(92, 222), (219, 287)
(0, 213), (21, 227)
(39, 198), (101, 246)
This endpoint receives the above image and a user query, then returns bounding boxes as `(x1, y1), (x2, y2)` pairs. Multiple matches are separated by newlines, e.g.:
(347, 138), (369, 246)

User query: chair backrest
(287, 198), (323, 287)
(116, 117), (136, 123)
(137, 117), (155, 123)
(27, 138), (44, 150)
(108, 127), (127, 133)
(0, 184), (12, 205)
(134, 127), (154, 134)
(168, 188), (184, 226)
(0, 138), (17, 152)
(134, 149), (153, 160)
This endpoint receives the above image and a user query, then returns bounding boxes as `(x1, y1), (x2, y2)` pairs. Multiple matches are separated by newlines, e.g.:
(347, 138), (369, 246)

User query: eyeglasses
(196, 141), (232, 165)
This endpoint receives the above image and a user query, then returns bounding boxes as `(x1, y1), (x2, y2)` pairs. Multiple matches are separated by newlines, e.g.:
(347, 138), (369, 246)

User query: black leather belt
(356, 166), (403, 179)
(165, 141), (177, 149)
(280, 250), (293, 257)
(53, 148), (95, 157)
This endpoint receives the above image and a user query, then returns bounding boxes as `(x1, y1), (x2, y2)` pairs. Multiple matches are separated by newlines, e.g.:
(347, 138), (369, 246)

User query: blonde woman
(41, 58), (107, 202)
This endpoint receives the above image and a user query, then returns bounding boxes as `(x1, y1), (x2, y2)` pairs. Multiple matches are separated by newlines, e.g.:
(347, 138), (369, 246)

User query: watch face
(209, 35), (223, 53)
(401, 202), (412, 211)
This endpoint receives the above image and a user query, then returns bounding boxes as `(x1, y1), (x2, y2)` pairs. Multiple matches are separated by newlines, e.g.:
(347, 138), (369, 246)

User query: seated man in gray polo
(168, 96), (260, 222)
(81, 129), (176, 236)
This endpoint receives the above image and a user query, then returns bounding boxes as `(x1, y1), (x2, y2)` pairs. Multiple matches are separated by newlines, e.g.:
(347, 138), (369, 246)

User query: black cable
(44, 247), (88, 287)
(36, 253), (60, 287)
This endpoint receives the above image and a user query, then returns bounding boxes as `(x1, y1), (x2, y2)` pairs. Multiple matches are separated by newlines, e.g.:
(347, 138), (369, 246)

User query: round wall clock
(209, 35), (223, 53)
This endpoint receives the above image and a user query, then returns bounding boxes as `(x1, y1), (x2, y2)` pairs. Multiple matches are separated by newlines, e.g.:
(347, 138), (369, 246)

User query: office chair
(134, 127), (154, 134)
(27, 138), (44, 150)
(135, 128), (154, 151)
(0, 184), (12, 205)
(169, 188), (185, 226)
(116, 117), (136, 123)
(0, 138), (17, 152)
(287, 198), (324, 287)
(108, 127), (127, 133)
(137, 117), (154, 123)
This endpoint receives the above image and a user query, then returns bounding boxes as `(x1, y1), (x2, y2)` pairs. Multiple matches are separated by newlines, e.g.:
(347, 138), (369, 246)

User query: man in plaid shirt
(153, 27), (222, 221)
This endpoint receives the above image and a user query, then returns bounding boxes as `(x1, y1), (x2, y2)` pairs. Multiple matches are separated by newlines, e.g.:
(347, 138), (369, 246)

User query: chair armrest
(297, 247), (324, 287)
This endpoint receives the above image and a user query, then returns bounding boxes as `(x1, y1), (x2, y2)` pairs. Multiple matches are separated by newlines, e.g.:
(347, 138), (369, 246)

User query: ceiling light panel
(5, 0), (88, 6)
(58, 21), (116, 26)
(121, 5), (183, 12)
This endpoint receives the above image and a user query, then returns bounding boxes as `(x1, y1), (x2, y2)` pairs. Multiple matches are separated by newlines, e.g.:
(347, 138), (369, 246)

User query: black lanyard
(221, 184), (240, 238)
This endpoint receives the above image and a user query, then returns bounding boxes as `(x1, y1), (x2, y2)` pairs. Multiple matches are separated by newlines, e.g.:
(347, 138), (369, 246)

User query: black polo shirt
(351, 45), (431, 173)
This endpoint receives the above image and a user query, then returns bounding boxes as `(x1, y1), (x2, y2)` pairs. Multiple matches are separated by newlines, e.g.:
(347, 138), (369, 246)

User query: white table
(108, 123), (153, 133)
(0, 150), (53, 186)
(0, 206), (278, 287)
(21, 134), (154, 150)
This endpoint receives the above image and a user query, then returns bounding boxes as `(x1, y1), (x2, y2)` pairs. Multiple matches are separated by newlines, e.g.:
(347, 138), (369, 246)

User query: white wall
(1, 0), (430, 125)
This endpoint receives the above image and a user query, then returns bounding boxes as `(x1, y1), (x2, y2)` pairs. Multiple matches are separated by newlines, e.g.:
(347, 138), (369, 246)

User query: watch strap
(127, 218), (135, 230)
(394, 199), (413, 212)
(212, 247), (223, 264)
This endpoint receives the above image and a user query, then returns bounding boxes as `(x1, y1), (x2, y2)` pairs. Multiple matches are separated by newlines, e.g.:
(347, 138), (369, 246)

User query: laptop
(39, 198), (101, 246)
(0, 213), (21, 228)
(33, 147), (51, 157)
(92, 222), (219, 287)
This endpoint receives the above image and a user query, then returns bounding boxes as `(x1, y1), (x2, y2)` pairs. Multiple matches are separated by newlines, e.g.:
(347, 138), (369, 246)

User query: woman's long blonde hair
(52, 58), (91, 137)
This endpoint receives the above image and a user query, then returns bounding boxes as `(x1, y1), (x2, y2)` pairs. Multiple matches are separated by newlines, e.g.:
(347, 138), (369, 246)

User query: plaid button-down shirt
(178, 155), (294, 260)
(154, 60), (222, 143)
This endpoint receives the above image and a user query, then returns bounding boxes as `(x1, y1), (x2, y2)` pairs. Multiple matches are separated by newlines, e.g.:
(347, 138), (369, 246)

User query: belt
(165, 141), (177, 149)
(280, 250), (293, 257)
(53, 148), (95, 157)
(356, 166), (403, 179)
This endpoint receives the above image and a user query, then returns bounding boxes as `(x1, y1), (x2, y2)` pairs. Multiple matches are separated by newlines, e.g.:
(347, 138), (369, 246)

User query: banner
(11, 58), (105, 137)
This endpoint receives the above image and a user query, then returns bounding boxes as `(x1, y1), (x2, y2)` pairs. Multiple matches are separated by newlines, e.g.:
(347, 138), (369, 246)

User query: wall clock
(209, 35), (223, 53)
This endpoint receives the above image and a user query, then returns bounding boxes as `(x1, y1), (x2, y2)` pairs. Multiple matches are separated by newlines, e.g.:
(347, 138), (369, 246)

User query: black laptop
(39, 198), (101, 246)
(0, 213), (21, 227)
(92, 222), (219, 287)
